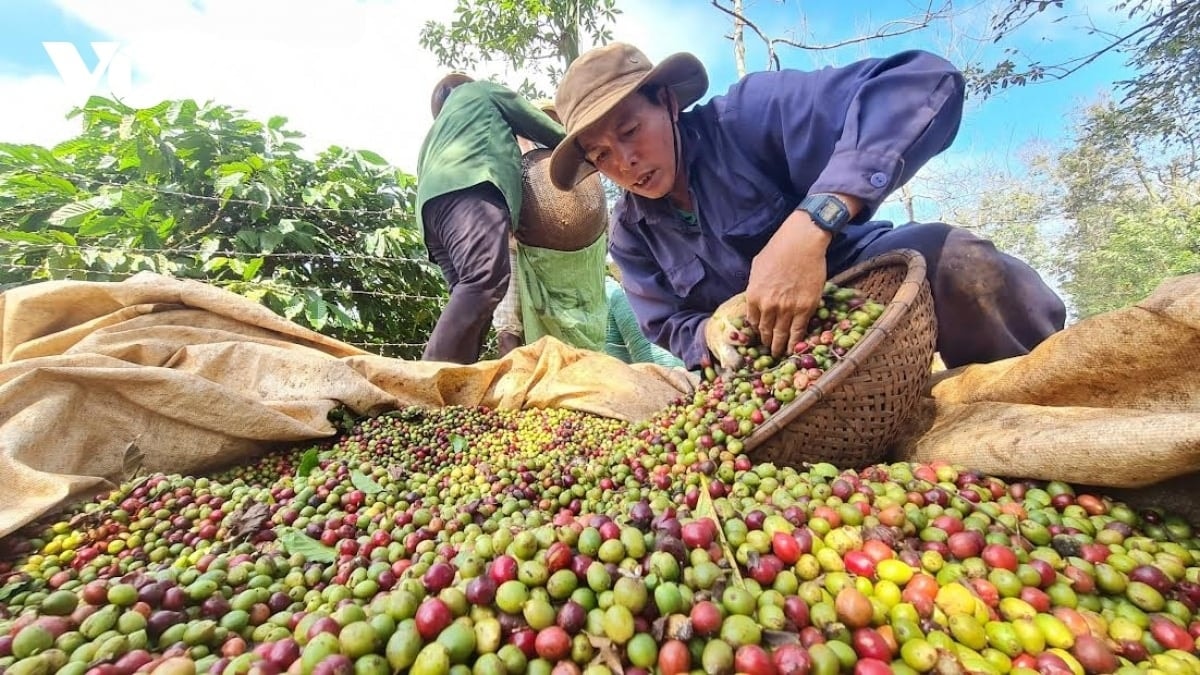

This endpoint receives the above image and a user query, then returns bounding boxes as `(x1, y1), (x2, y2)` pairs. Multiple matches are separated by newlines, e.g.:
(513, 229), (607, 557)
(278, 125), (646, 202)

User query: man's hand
(745, 210), (834, 359)
(703, 294), (751, 370)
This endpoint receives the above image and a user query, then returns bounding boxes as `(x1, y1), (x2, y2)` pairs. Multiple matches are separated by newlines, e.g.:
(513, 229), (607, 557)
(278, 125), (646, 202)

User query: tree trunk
(732, 0), (746, 78)
(899, 184), (917, 223)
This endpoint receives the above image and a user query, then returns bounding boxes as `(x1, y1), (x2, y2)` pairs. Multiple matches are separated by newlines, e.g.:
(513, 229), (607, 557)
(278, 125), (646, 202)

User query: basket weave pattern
(517, 148), (608, 252)
(743, 249), (938, 469)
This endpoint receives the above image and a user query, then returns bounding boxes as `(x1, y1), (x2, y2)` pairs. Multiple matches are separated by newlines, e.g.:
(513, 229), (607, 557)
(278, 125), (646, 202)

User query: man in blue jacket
(548, 42), (1065, 370)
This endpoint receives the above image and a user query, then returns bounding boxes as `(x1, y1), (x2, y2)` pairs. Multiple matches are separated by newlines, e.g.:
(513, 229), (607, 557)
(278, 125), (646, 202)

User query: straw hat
(549, 42), (708, 191)
(430, 72), (475, 119)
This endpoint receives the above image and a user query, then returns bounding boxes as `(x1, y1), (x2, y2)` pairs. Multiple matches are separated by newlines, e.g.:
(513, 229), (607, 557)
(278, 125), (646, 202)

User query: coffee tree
(0, 96), (446, 358)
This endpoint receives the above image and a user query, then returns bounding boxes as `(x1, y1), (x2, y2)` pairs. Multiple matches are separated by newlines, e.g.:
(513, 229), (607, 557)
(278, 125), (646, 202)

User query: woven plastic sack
(604, 278), (685, 368)
(492, 237), (523, 335)
(516, 234), (608, 352)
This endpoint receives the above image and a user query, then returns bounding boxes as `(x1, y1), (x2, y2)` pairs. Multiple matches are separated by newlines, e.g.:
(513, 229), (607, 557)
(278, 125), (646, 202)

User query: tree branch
(710, 0), (778, 70)
(979, 1), (1191, 87)
(710, 0), (952, 72)
(773, 0), (954, 52)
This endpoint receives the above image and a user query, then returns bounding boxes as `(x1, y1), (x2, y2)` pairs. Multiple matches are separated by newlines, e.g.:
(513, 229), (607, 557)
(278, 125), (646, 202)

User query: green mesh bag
(604, 278), (685, 368)
(515, 234), (608, 352)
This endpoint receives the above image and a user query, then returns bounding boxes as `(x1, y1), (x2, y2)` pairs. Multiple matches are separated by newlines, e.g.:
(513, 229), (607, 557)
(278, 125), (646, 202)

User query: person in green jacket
(416, 73), (565, 364)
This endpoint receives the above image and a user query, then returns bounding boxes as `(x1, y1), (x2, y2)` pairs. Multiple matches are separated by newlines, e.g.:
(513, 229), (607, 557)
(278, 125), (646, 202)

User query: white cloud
(604, 1), (729, 68)
(31, 0), (466, 172)
(0, 73), (86, 148)
(1, 0), (736, 175)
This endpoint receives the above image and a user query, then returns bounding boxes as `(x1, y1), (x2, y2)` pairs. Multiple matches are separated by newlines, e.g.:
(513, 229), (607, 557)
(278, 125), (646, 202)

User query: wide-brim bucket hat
(430, 72), (475, 119)
(549, 42), (708, 191)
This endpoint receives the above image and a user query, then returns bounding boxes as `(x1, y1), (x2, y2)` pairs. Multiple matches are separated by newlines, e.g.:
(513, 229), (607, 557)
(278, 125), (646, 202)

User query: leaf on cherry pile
(67, 508), (104, 532)
(121, 439), (145, 481)
(451, 434), (468, 453)
(652, 614), (694, 642)
(350, 469), (383, 495)
(295, 448), (319, 481)
(696, 475), (745, 588)
(587, 636), (625, 674)
(227, 502), (271, 543)
(763, 629), (802, 648)
(279, 527), (336, 563)
(933, 647), (967, 675)
(0, 580), (31, 602)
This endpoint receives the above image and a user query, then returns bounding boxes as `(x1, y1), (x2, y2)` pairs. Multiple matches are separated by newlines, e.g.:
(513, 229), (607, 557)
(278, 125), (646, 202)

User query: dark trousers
(839, 222), (1066, 369)
(421, 183), (512, 364)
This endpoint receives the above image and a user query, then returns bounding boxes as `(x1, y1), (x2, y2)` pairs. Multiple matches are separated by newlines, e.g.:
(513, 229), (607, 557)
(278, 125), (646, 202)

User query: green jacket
(415, 81), (565, 231)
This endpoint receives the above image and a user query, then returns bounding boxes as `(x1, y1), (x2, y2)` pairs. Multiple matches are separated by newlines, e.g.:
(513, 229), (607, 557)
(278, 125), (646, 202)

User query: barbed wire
(1, 241), (436, 267)
(1, 263), (448, 352)
(6, 168), (413, 219)
(2, 263), (450, 304)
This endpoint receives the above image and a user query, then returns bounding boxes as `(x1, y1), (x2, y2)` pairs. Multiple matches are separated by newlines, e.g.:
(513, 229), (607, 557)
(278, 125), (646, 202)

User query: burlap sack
(893, 273), (1200, 512)
(0, 272), (696, 539)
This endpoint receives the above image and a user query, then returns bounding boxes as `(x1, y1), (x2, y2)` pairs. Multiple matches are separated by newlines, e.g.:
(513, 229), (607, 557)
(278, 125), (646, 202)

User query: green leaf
(303, 290), (328, 330)
(236, 229), (260, 250)
(295, 448), (319, 480)
(696, 475), (744, 588)
(241, 256), (264, 281)
(279, 528), (336, 563)
(450, 434), (468, 453)
(197, 237), (221, 260)
(77, 215), (124, 237)
(350, 469), (384, 495)
(0, 231), (57, 244)
(357, 150), (389, 165)
(202, 256), (230, 273)
(214, 171), (245, 194)
(0, 580), (32, 603)
(47, 192), (121, 227)
(259, 229), (284, 253)
(282, 293), (305, 320)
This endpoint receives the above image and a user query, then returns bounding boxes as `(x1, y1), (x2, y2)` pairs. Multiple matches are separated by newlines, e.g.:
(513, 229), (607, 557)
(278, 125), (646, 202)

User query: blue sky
(1, 0), (1134, 225)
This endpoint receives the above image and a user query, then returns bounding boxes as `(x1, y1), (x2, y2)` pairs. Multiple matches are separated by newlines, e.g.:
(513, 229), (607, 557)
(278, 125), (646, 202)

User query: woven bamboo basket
(742, 249), (938, 469)
(517, 147), (608, 252)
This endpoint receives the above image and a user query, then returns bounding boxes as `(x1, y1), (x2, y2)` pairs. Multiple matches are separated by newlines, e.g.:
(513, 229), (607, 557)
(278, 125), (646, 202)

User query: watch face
(818, 201), (843, 222)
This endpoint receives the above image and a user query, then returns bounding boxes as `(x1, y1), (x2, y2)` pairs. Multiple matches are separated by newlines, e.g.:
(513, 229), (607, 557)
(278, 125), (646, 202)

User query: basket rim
(741, 248), (930, 454)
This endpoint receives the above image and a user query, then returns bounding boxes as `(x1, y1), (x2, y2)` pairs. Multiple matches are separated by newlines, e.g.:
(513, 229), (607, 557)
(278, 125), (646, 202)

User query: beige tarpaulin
(893, 273), (1200, 519)
(2, 270), (1199, 539)
(0, 272), (696, 539)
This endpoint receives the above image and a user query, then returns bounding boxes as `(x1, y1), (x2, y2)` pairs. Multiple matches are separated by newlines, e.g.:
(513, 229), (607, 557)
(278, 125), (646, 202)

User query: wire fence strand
(8, 168), (411, 219)
(2, 263), (450, 305)
(2, 242), (435, 267)
(2, 264), (441, 352)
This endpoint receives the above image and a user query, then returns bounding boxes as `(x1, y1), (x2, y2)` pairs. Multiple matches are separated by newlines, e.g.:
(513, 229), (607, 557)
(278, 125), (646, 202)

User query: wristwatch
(797, 194), (852, 235)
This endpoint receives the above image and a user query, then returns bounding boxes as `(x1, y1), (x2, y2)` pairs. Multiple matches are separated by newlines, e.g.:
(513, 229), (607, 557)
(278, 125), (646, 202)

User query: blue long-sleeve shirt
(609, 50), (965, 369)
